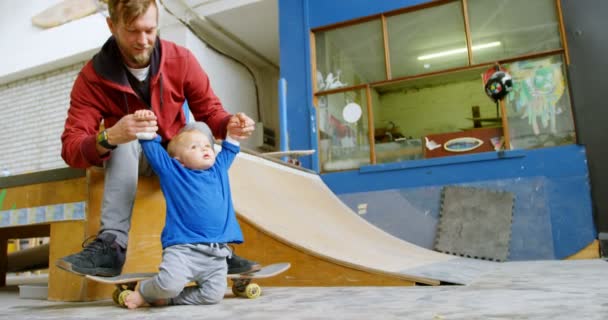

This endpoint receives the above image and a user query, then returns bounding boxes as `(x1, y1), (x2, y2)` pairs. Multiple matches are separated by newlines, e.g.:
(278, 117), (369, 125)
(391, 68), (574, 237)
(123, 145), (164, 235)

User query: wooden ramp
(229, 152), (497, 285)
(46, 151), (499, 301)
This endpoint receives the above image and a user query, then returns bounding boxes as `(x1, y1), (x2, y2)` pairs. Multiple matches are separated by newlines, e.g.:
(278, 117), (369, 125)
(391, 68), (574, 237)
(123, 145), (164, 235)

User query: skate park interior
(0, 0), (607, 315)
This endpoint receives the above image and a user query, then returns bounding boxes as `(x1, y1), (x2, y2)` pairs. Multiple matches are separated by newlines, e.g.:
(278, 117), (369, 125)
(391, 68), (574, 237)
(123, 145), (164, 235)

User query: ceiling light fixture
(417, 41), (501, 60)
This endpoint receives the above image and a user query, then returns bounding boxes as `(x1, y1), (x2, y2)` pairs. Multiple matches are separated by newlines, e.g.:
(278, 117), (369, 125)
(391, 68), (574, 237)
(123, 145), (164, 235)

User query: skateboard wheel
(245, 283), (261, 299)
(232, 284), (245, 297)
(112, 288), (121, 304)
(118, 289), (133, 307)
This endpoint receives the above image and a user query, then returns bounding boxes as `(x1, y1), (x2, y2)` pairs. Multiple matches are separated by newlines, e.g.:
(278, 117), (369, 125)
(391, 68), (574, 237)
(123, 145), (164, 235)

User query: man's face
(107, 4), (158, 68)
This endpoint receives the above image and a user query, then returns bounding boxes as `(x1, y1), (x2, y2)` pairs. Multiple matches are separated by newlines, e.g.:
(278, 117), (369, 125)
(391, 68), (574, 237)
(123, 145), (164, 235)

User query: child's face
(173, 131), (216, 170)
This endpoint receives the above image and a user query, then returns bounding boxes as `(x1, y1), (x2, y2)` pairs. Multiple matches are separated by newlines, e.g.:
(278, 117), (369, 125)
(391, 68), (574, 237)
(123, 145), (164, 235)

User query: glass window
(312, 0), (571, 170)
(315, 19), (386, 92)
(503, 54), (575, 149)
(467, 0), (562, 64)
(373, 66), (497, 162)
(386, 1), (468, 78)
(317, 89), (371, 172)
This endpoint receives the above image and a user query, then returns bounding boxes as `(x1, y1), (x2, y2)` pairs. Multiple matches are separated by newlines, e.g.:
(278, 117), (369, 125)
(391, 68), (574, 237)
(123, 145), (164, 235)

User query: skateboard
(31, 0), (103, 29)
(263, 150), (315, 166)
(85, 262), (291, 306)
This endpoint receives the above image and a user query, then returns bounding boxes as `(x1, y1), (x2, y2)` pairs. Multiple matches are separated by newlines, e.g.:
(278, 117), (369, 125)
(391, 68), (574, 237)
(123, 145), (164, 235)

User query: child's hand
(226, 112), (255, 140)
(133, 109), (157, 140)
(134, 109), (155, 120)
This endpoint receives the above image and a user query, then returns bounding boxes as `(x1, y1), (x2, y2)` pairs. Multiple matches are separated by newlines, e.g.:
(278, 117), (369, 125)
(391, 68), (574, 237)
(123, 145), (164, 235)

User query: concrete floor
(0, 259), (606, 320)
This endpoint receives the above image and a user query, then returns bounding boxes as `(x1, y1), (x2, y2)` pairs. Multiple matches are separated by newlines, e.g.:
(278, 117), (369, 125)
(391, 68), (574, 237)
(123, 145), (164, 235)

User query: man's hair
(167, 122), (216, 157)
(107, 0), (157, 25)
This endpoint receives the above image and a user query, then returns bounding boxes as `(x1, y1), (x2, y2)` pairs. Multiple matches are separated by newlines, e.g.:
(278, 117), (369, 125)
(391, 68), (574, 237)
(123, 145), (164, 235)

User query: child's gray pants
(139, 243), (231, 305)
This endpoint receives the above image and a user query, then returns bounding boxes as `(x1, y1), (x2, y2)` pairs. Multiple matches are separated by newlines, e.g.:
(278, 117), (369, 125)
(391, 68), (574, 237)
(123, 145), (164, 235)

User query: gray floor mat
(434, 186), (514, 261)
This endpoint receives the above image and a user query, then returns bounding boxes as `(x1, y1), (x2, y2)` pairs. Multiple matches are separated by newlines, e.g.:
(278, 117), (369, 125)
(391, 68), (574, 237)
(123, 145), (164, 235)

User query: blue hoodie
(140, 136), (243, 248)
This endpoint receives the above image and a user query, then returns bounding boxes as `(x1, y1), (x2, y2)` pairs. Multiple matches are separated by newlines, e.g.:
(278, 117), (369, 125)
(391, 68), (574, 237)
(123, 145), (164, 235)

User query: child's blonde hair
(167, 122), (215, 157)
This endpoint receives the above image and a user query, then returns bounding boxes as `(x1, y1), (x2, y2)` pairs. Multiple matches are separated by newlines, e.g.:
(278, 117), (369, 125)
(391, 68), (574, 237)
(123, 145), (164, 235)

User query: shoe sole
(55, 260), (120, 277)
(228, 263), (262, 275)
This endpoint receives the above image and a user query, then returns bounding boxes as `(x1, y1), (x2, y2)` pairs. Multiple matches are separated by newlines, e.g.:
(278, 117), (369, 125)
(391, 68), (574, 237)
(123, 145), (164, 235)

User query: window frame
(311, 0), (570, 172)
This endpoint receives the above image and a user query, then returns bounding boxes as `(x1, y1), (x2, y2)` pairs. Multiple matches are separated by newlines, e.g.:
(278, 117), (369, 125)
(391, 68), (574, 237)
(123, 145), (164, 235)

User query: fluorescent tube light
(417, 41), (501, 60)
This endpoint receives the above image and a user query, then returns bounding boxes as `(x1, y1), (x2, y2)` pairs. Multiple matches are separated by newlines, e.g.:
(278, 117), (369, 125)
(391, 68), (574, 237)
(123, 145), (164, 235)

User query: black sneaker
(55, 233), (126, 277)
(227, 253), (261, 274)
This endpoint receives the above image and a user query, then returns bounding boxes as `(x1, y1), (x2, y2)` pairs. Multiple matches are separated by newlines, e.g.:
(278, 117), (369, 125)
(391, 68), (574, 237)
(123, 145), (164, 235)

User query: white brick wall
(0, 63), (84, 176)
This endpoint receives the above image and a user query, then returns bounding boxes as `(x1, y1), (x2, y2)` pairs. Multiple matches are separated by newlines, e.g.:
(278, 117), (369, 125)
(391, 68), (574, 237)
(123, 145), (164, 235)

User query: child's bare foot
(123, 290), (146, 309)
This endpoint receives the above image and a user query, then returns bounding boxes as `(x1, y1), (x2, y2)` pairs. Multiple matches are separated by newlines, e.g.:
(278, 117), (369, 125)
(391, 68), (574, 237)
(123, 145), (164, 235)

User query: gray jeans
(99, 140), (154, 248)
(139, 243), (231, 305)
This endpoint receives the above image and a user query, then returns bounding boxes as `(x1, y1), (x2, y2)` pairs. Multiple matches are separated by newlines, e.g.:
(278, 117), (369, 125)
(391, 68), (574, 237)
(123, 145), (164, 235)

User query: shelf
(466, 117), (502, 122)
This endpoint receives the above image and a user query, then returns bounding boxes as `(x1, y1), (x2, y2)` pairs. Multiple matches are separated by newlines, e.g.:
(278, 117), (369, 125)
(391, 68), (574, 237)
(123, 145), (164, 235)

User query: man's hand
(226, 112), (255, 140)
(106, 111), (158, 145)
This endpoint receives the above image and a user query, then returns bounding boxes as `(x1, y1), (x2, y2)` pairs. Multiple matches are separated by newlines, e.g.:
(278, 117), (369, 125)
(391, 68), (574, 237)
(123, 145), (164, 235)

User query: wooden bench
(0, 224), (50, 287)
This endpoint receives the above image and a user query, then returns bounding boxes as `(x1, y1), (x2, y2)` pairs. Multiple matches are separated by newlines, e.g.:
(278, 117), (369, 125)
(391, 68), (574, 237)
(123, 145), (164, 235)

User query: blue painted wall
(277, 0), (597, 259)
(307, 0), (430, 28)
(328, 146), (595, 259)
(279, 0), (430, 169)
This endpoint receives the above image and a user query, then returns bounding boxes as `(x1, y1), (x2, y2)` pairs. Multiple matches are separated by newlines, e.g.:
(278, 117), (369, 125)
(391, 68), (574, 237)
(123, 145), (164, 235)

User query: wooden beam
(566, 240), (600, 260)
(236, 218), (417, 286)
(0, 224), (50, 287)
(381, 15), (392, 80)
(461, 0), (473, 65)
(366, 85), (377, 164)
(47, 221), (86, 301)
(499, 99), (511, 149)
(555, 0), (570, 65)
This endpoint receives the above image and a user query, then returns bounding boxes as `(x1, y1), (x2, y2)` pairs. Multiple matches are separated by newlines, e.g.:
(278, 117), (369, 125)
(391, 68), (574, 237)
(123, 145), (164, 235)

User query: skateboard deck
(85, 262), (290, 305)
(263, 150), (315, 166)
(263, 150), (315, 158)
(32, 0), (100, 29)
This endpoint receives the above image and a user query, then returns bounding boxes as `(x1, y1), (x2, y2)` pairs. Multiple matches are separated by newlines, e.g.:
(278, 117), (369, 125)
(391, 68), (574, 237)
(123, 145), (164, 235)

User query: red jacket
(61, 37), (232, 168)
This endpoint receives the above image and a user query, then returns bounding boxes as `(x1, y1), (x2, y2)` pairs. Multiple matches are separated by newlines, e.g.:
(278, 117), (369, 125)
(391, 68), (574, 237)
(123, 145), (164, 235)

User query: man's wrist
(97, 130), (117, 150)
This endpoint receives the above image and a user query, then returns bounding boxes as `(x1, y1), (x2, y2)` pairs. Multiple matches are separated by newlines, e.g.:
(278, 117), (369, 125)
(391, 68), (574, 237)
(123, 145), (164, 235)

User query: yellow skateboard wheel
(112, 288), (121, 304)
(245, 283), (261, 299)
(118, 289), (133, 307)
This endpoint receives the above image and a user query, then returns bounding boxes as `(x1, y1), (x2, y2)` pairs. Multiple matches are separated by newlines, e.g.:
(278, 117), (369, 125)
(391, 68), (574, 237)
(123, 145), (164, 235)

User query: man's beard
(131, 48), (152, 66)
(116, 36), (155, 67)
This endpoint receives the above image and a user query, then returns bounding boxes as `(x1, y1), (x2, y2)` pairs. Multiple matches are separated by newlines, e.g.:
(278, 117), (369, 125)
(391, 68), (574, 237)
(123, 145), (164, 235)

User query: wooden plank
(471, 106), (481, 128)
(381, 15), (392, 80)
(230, 153), (454, 285)
(47, 221), (86, 301)
(425, 127), (503, 158)
(461, 0), (473, 65)
(555, 0), (570, 65)
(466, 117), (502, 122)
(499, 99), (511, 149)
(87, 171), (163, 263)
(566, 240), (600, 260)
(0, 168), (85, 189)
(237, 218), (416, 286)
(121, 175), (164, 274)
(84, 170), (104, 241)
(366, 85), (377, 164)
(7, 243), (49, 272)
(0, 238), (6, 287)
(0, 224), (50, 287)
(1, 176), (87, 209)
(85, 161), (424, 291)
(75, 171), (164, 300)
(0, 224), (50, 239)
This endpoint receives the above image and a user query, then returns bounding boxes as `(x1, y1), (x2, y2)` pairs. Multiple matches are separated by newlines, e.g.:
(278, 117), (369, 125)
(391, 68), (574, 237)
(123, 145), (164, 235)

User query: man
(58, 0), (260, 277)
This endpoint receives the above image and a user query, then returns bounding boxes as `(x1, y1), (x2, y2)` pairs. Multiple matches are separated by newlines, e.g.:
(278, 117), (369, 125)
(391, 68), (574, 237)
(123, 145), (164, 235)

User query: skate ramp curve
(230, 151), (496, 285)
